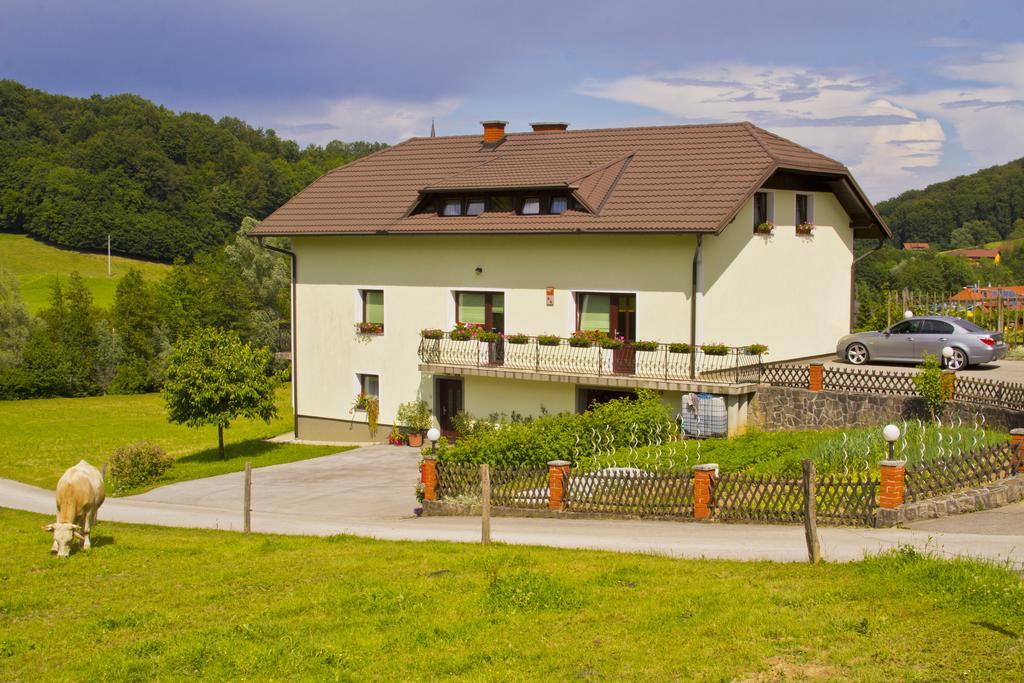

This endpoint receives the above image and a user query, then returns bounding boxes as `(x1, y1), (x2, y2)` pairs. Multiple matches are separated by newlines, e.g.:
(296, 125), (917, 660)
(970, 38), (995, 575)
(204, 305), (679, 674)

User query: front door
(436, 378), (463, 439)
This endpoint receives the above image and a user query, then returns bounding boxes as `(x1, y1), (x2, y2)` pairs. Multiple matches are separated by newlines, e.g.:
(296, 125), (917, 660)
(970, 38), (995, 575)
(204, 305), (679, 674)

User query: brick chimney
(481, 120), (508, 143)
(530, 122), (569, 132)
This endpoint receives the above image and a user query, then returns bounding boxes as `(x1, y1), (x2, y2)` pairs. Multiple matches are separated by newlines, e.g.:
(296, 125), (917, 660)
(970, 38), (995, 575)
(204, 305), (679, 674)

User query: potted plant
(796, 222), (815, 236)
(754, 221), (774, 235)
(568, 331), (593, 348)
(355, 321), (384, 334)
(505, 333), (529, 344)
(420, 328), (443, 340)
(633, 340), (659, 351)
(745, 343), (769, 356)
(598, 336), (624, 349)
(668, 342), (692, 354)
(387, 426), (407, 446)
(701, 343), (729, 356)
(396, 400), (432, 447)
(537, 334), (561, 346)
(476, 330), (500, 343)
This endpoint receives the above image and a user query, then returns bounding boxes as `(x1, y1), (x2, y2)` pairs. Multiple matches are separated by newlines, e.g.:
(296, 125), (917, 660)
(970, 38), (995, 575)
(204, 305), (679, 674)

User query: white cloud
(576, 46), (1024, 199)
(576, 63), (945, 200)
(266, 96), (462, 145)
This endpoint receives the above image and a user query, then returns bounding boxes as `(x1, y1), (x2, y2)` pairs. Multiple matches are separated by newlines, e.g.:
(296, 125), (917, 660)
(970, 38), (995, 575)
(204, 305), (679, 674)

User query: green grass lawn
(0, 233), (170, 312)
(1, 508), (1022, 680)
(0, 384), (344, 492)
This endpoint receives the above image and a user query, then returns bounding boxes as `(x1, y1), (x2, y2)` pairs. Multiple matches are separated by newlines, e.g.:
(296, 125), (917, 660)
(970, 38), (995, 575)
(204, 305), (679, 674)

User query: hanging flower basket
(796, 222), (815, 236)
(355, 322), (384, 334)
(754, 221), (775, 235)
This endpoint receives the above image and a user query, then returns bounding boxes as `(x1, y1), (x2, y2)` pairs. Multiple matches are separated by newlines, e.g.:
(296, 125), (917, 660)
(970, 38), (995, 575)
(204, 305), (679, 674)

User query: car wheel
(945, 348), (967, 371)
(846, 342), (869, 365)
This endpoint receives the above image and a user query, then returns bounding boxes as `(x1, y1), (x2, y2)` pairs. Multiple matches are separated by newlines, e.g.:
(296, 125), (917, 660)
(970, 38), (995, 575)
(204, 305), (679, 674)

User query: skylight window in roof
(443, 199), (462, 216)
(466, 199), (485, 216)
(550, 197), (568, 215)
(521, 197), (540, 215)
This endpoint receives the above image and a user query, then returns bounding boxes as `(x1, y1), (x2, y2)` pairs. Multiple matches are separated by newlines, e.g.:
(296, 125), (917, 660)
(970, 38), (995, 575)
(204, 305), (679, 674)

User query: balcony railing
(418, 333), (762, 385)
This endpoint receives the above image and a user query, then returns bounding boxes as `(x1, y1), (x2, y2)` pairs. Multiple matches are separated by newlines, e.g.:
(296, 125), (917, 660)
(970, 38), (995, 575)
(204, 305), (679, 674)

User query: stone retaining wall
(876, 476), (1024, 527)
(749, 385), (1021, 432)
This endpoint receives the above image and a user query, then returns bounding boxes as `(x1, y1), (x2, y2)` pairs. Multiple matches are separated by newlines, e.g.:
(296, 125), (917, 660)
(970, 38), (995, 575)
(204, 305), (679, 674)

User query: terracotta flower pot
(407, 432), (424, 448)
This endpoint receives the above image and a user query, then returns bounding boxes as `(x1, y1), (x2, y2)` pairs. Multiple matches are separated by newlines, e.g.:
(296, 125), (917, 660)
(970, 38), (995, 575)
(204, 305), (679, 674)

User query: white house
(251, 121), (889, 441)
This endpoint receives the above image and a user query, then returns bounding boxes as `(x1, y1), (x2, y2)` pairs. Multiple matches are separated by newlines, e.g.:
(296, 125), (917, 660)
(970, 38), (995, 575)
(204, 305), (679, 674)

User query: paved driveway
(816, 356), (1024, 383)
(5, 443), (1024, 565)
(905, 501), (1024, 536)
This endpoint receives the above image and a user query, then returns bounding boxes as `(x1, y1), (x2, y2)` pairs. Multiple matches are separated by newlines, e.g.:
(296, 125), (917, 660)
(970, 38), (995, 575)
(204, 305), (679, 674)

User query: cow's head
(43, 523), (82, 558)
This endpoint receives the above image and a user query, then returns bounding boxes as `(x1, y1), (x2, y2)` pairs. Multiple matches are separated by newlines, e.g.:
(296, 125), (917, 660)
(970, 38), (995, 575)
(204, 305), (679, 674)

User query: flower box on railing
(420, 328), (443, 340)
(633, 340), (659, 351)
(754, 221), (775, 235)
(796, 222), (815, 236)
(669, 342), (692, 354)
(505, 333), (529, 344)
(537, 335), (560, 347)
(701, 343), (729, 356)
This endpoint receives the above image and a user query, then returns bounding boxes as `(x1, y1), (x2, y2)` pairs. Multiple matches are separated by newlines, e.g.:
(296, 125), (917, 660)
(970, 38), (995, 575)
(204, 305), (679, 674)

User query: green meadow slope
(0, 232), (170, 312)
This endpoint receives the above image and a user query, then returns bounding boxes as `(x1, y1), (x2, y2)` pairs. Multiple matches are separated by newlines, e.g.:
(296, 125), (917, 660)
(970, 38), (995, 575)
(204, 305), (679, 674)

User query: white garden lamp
(427, 426), (441, 456)
(903, 310), (914, 320)
(882, 423), (900, 460)
(942, 345), (955, 370)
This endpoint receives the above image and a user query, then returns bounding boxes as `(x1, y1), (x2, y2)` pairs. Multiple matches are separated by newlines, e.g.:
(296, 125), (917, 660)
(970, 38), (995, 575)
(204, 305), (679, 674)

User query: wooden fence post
(480, 464), (491, 545)
(243, 461), (252, 533)
(801, 459), (820, 564)
(548, 460), (570, 511)
(421, 457), (438, 501)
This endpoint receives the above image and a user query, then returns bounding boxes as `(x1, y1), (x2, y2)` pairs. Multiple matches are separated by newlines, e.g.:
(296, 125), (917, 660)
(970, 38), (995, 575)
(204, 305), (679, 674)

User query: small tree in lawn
(163, 327), (277, 459)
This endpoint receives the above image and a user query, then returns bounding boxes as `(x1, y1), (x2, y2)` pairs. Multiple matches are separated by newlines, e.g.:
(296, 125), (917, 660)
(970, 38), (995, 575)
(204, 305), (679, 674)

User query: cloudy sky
(3, 0), (1023, 200)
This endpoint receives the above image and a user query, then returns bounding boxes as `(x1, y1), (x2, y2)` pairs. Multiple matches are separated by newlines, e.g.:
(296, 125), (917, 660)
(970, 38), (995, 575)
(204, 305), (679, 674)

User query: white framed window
(753, 191), (774, 230)
(550, 196), (568, 214)
(442, 199), (462, 216)
(358, 373), (379, 399)
(466, 199), (485, 216)
(795, 193), (814, 225)
(521, 197), (540, 215)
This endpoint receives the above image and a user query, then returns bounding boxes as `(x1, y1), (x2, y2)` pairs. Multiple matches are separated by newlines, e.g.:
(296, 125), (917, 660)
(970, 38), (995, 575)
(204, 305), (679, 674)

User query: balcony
(417, 333), (762, 394)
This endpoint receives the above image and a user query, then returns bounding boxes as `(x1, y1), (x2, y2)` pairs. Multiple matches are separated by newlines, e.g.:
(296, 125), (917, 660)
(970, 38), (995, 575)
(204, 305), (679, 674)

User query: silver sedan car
(836, 315), (1007, 370)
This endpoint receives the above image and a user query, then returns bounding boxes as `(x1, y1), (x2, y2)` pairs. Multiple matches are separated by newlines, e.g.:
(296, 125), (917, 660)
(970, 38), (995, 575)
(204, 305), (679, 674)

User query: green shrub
(913, 353), (945, 419)
(107, 442), (174, 494)
(436, 390), (673, 467)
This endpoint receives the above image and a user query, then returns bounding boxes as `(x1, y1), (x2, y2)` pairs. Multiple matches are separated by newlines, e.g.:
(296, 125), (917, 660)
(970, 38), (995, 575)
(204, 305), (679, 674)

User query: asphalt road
(5, 444), (1024, 566)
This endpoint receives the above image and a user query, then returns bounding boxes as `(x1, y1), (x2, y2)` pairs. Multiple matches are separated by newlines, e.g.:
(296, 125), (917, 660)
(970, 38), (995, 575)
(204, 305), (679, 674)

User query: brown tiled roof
(947, 249), (1000, 259)
(251, 122), (889, 238)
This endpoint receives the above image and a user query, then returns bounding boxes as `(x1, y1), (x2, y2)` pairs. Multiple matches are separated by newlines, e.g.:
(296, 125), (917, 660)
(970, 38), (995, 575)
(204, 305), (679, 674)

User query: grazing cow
(44, 460), (105, 558)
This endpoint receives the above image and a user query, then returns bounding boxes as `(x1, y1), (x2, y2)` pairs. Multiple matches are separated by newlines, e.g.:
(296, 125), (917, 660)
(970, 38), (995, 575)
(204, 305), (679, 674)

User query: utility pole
(107, 234), (111, 277)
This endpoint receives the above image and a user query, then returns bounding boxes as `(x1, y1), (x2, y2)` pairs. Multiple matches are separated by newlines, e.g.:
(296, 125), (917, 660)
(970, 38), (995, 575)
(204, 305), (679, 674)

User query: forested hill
(876, 157), (1024, 248)
(0, 80), (386, 261)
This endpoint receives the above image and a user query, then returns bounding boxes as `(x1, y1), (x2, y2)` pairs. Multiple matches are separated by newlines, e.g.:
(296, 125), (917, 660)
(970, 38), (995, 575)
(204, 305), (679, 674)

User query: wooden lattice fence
(904, 441), (1019, 502)
(821, 366), (917, 395)
(760, 364), (809, 388)
(564, 467), (694, 517)
(953, 377), (1024, 412)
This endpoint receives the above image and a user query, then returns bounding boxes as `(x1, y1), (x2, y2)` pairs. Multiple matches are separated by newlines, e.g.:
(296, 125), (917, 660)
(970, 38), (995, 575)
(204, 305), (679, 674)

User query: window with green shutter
(579, 293), (611, 332)
(362, 290), (384, 325)
(456, 291), (505, 332)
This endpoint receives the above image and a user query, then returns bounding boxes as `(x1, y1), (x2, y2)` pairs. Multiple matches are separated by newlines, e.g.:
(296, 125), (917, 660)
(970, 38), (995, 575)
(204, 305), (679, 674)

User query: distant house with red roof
(903, 242), (929, 251)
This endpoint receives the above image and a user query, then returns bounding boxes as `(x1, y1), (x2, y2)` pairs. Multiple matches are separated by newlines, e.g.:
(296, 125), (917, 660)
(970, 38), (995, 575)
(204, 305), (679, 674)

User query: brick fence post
(420, 457), (437, 502)
(879, 459), (906, 509)
(1012, 428), (1024, 473)
(808, 363), (823, 392)
(693, 463), (718, 519)
(548, 460), (570, 511)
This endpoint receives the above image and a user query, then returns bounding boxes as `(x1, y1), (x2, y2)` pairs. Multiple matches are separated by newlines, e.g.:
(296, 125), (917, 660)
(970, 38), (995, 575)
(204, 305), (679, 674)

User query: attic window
(443, 199), (462, 216)
(521, 197), (540, 215)
(550, 197), (568, 215)
(466, 199), (485, 216)
(491, 196), (512, 212)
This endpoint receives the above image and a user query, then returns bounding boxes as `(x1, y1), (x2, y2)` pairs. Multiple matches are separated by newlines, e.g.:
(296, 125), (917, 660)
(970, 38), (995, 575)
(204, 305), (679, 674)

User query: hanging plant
(796, 222), (815, 236)
(754, 221), (775, 235)
(365, 396), (380, 437)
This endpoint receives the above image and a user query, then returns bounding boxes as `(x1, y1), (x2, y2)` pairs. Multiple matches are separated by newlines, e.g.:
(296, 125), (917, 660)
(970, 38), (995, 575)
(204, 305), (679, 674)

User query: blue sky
(3, 0), (1024, 200)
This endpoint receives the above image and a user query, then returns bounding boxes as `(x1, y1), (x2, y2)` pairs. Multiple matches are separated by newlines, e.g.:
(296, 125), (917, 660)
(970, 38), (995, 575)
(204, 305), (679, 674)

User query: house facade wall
(292, 233), (695, 435)
(702, 189), (854, 362)
(290, 190), (855, 440)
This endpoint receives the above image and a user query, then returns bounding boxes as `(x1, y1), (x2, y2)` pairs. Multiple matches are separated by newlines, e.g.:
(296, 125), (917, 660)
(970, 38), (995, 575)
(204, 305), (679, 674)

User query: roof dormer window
(466, 199), (485, 216)
(521, 197), (540, 215)
(550, 197), (568, 215)
(442, 199), (462, 216)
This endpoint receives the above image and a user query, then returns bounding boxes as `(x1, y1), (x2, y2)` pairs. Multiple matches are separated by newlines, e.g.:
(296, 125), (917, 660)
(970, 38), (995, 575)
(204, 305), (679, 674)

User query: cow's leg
(86, 508), (98, 548)
(80, 509), (91, 550)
